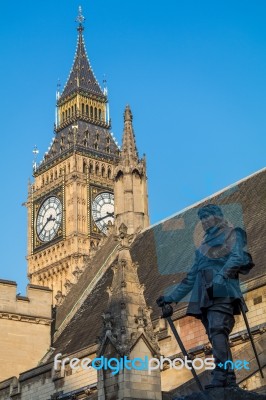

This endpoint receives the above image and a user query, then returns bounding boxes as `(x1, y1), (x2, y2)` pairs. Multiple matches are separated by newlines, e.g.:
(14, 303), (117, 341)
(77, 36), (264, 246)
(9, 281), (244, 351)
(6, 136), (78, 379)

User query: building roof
(34, 120), (119, 175)
(51, 166), (266, 357)
(60, 26), (104, 102)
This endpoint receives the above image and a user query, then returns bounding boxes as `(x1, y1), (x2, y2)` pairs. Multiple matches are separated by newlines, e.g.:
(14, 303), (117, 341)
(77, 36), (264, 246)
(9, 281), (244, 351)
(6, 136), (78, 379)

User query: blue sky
(1, 1), (266, 293)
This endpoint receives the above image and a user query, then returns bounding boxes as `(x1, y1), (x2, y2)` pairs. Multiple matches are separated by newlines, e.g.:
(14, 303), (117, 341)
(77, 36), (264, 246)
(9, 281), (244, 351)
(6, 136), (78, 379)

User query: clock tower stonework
(26, 16), (119, 303)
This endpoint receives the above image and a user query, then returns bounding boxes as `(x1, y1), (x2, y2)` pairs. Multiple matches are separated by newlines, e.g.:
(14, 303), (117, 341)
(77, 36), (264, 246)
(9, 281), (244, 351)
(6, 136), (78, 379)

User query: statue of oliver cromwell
(157, 204), (254, 389)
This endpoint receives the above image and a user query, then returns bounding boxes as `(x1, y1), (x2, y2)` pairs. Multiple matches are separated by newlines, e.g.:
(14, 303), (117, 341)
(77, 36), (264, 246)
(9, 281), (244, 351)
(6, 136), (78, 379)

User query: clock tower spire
(26, 8), (119, 304)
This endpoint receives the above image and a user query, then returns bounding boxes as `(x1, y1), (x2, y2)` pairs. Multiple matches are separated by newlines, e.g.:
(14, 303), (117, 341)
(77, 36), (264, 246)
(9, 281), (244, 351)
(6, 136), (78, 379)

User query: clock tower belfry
(26, 8), (119, 302)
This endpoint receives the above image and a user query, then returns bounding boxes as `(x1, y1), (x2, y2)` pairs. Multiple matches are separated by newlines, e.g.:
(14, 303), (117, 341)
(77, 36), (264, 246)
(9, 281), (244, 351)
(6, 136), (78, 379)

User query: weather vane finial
(76, 6), (85, 31)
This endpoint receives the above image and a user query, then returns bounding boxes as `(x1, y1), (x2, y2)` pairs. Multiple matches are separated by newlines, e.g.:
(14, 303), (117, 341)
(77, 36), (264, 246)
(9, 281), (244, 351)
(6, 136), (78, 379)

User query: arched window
(89, 163), (93, 174)
(90, 106), (93, 118)
(101, 166), (105, 177)
(71, 106), (74, 116)
(99, 109), (102, 121)
(86, 105), (89, 115)
(82, 103), (85, 114)
(62, 111), (65, 121)
(108, 168), (111, 179)
(95, 164), (99, 175)
(94, 107), (97, 120)
(55, 170), (58, 179)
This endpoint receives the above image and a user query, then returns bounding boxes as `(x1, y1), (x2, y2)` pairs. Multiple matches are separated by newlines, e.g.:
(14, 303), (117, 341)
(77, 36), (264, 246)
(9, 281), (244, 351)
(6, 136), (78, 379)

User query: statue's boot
(203, 309), (236, 389)
(226, 345), (238, 387)
(205, 367), (227, 389)
(226, 370), (238, 387)
(205, 369), (238, 389)
(205, 330), (232, 389)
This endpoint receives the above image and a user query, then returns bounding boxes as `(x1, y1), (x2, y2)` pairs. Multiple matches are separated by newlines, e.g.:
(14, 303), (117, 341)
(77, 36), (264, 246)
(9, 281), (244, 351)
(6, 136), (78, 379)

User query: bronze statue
(157, 204), (254, 389)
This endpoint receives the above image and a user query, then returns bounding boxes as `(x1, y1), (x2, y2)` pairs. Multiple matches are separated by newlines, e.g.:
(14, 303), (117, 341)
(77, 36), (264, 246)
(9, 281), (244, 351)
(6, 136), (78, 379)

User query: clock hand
(95, 212), (114, 223)
(39, 214), (56, 235)
(94, 214), (110, 223)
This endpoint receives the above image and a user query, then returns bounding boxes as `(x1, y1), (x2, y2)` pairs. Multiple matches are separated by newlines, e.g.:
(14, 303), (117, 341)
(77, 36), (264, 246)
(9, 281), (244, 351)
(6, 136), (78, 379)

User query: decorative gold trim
(87, 169), (91, 236)
(90, 185), (114, 236)
(33, 186), (64, 252)
(63, 175), (66, 239)
(31, 187), (34, 256)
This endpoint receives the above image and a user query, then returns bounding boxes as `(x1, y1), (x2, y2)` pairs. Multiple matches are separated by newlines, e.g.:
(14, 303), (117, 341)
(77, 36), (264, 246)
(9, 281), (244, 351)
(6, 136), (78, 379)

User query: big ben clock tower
(26, 8), (119, 302)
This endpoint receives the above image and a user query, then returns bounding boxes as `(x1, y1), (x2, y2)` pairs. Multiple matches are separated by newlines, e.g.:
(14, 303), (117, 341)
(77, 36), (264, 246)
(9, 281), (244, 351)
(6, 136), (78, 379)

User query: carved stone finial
(102, 311), (113, 336)
(124, 105), (133, 122)
(55, 290), (65, 306)
(72, 266), (83, 280)
(119, 223), (128, 237)
(135, 307), (146, 332)
(116, 223), (135, 250)
(64, 279), (73, 293)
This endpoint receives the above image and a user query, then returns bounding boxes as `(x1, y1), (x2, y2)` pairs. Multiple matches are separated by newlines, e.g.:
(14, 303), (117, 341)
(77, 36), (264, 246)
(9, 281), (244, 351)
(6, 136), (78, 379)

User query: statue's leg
(204, 308), (235, 388)
(226, 346), (237, 387)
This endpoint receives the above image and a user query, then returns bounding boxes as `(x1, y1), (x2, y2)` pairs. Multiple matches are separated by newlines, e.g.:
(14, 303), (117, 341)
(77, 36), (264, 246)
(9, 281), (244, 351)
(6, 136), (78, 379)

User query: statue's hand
(156, 295), (172, 307)
(213, 273), (226, 286)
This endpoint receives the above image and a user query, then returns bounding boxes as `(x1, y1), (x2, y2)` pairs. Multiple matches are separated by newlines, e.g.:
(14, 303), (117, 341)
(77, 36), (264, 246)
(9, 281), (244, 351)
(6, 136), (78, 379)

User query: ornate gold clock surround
(32, 186), (65, 252)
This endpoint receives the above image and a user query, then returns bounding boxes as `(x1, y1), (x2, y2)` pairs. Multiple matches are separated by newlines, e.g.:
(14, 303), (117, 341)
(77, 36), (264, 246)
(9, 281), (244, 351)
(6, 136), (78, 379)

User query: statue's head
(197, 204), (223, 232)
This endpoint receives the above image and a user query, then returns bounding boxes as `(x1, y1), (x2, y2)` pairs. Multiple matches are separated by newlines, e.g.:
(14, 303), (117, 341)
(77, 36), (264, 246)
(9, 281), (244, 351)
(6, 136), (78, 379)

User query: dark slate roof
(51, 167), (266, 357)
(35, 121), (119, 175)
(60, 29), (104, 101)
(52, 265), (113, 356)
(55, 235), (118, 331)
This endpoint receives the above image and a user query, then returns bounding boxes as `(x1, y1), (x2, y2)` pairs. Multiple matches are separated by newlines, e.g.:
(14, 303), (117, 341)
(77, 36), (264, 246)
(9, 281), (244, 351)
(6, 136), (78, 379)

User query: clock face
(36, 196), (62, 242)
(92, 192), (114, 234)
